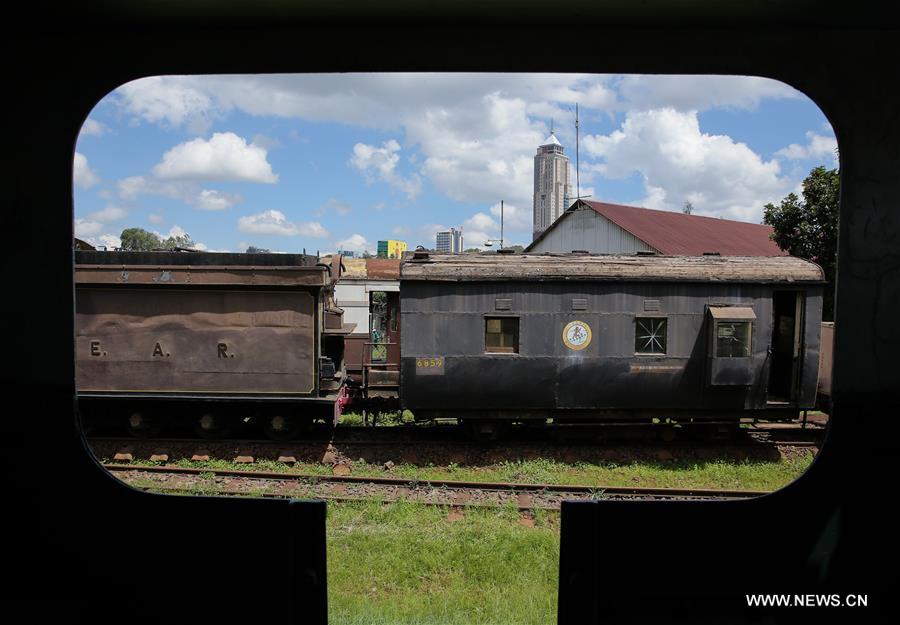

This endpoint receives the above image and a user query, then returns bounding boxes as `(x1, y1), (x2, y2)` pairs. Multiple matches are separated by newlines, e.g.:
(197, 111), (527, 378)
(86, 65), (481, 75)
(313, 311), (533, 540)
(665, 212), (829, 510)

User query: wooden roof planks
(400, 253), (825, 284)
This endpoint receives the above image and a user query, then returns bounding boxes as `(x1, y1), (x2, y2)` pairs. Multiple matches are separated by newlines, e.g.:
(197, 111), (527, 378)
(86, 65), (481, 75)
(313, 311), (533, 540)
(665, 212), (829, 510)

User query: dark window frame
(484, 315), (520, 354)
(634, 315), (668, 355)
(713, 320), (753, 358)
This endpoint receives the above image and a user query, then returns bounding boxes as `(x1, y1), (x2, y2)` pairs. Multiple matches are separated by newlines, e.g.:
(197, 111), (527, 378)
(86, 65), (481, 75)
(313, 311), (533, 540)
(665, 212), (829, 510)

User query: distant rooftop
(527, 200), (786, 256)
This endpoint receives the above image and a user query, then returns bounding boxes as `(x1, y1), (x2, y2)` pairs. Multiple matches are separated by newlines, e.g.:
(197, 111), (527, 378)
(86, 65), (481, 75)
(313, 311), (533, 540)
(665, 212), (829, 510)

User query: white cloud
(109, 74), (805, 214)
(413, 92), (543, 207)
(114, 73), (795, 132)
(317, 198), (352, 217)
(488, 201), (531, 232)
(80, 118), (107, 136)
(74, 219), (103, 238)
(98, 233), (122, 249)
(237, 210), (329, 237)
(583, 108), (789, 221)
(349, 139), (421, 199)
(73, 152), (100, 188)
(118, 175), (241, 210)
(86, 204), (127, 223)
(116, 76), (215, 129)
(614, 75), (801, 112)
(195, 189), (240, 211)
(153, 132), (278, 183)
(775, 131), (839, 165)
(392, 225), (411, 236)
(75, 227), (122, 251)
(335, 234), (370, 253)
(457, 212), (505, 249)
(419, 223), (448, 243)
(164, 225), (189, 240)
(148, 213), (165, 225)
(464, 212), (498, 233)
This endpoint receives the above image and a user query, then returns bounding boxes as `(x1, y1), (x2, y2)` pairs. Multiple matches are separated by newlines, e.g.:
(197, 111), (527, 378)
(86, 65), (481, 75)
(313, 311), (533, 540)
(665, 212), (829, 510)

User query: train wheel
(263, 414), (301, 440)
(193, 413), (231, 439)
(126, 411), (160, 438)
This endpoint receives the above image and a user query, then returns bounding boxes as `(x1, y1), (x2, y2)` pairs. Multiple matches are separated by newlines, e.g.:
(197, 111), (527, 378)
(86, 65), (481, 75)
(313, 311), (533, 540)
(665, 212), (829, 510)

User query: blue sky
(73, 73), (837, 254)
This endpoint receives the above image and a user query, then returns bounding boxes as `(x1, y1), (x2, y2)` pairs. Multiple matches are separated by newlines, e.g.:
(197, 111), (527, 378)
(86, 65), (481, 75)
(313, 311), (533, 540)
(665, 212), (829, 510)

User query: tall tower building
(533, 131), (572, 241)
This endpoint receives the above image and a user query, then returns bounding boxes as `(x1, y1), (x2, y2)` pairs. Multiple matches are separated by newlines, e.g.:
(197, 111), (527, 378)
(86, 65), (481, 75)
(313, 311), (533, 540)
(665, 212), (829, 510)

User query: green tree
(245, 245), (271, 253)
(763, 166), (839, 320)
(119, 227), (160, 251)
(119, 227), (195, 251)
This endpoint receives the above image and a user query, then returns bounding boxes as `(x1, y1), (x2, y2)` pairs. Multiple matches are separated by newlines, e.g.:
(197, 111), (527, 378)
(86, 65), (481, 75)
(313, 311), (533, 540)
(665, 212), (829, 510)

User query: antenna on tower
(573, 103), (591, 205)
(575, 104), (579, 202)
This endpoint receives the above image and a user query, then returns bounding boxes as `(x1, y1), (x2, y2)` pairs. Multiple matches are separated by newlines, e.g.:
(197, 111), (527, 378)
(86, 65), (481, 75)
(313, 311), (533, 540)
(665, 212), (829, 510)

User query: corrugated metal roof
(401, 252), (824, 283)
(582, 200), (785, 256)
(527, 200), (785, 256)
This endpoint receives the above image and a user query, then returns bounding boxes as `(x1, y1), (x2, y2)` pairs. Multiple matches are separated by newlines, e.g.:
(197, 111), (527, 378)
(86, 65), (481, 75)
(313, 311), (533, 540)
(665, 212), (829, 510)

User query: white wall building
(533, 132), (572, 241)
(436, 227), (464, 253)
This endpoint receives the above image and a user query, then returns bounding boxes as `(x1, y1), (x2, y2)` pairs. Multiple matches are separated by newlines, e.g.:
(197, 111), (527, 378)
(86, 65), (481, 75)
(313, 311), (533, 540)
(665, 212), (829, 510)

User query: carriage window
(635, 317), (667, 354)
(715, 321), (752, 357)
(485, 317), (519, 353)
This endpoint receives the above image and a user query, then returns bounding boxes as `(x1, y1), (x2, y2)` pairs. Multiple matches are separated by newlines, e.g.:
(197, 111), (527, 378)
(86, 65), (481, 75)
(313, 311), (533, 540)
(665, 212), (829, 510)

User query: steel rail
(103, 463), (769, 499)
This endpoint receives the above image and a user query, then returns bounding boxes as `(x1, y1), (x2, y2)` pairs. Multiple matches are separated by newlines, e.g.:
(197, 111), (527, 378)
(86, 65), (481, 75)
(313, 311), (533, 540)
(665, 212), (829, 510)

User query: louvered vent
(572, 298), (588, 311)
(495, 298), (512, 311)
(644, 299), (661, 312)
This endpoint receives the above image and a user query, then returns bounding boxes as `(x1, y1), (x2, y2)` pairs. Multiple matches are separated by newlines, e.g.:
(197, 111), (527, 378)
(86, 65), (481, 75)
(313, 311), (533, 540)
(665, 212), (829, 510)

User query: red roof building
(525, 200), (786, 256)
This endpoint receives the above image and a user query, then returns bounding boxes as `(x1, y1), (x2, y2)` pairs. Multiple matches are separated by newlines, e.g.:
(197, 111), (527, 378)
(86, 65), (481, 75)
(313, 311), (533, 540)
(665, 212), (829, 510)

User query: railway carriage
(76, 249), (826, 440)
(75, 250), (353, 437)
(398, 251), (825, 435)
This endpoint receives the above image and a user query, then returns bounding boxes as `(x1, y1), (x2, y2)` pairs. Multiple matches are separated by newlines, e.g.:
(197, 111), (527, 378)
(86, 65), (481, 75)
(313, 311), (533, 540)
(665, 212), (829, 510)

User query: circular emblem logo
(563, 320), (592, 350)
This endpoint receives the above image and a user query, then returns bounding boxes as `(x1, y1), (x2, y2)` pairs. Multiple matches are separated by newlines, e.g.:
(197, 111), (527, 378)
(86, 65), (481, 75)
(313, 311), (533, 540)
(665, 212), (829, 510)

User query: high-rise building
(533, 131), (572, 241)
(435, 227), (464, 253)
(377, 239), (407, 259)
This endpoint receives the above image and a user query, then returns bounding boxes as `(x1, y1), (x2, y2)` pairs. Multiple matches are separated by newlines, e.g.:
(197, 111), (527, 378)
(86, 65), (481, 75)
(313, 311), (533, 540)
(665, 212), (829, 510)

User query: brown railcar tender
(75, 251), (353, 437)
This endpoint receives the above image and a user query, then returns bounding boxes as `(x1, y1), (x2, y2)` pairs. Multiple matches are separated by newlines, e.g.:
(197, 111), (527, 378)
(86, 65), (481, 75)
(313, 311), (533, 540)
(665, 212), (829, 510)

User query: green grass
(327, 500), (559, 625)
(107, 452), (816, 624)
(338, 410), (416, 427)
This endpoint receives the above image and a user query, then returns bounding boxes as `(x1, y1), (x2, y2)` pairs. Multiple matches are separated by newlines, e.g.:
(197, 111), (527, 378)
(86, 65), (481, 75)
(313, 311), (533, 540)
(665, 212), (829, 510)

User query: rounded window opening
(74, 72), (836, 624)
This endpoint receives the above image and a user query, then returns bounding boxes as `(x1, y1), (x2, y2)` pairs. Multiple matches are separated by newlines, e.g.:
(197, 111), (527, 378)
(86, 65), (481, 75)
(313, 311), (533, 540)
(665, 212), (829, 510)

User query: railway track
(103, 463), (769, 510)
(87, 425), (822, 464)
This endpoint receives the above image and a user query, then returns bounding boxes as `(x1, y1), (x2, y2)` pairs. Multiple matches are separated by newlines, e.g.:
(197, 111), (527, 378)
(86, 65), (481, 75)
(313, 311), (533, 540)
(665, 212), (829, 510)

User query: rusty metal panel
(75, 265), (328, 287)
(76, 288), (316, 395)
(362, 258), (400, 279)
